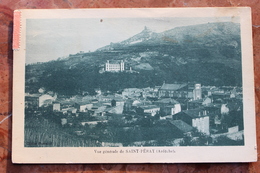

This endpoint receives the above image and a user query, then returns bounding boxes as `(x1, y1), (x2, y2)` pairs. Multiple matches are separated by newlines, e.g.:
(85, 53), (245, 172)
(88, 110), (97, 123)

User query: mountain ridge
(25, 21), (242, 95)
(97, 22), (240, 55)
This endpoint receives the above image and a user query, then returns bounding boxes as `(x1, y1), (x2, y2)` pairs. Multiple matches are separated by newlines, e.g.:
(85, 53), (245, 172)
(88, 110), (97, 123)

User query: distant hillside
(26, 22), (242, 95)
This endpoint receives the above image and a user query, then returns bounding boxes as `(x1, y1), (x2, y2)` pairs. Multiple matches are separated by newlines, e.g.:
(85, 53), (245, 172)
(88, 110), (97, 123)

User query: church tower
(120, 60), (124, 71)
(193, 84), (202, 100)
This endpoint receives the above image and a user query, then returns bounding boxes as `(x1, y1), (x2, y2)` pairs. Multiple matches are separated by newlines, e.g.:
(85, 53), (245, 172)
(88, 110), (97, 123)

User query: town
(24, 60), (244, 147)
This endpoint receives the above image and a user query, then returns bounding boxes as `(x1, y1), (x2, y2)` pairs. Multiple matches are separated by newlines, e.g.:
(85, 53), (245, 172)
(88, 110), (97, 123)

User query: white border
(12, 7), (257, 163)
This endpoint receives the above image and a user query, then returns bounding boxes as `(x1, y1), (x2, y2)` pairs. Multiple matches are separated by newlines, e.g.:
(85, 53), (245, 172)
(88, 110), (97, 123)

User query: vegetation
(26, 59), (242, 96)
(213, 135), (244, 146)
(25, 22), (242, 95)
(24, 110), (97, 147)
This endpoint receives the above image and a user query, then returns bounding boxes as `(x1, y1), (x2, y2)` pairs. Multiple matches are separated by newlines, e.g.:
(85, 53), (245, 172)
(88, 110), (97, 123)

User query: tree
(180, 134), (192, 146)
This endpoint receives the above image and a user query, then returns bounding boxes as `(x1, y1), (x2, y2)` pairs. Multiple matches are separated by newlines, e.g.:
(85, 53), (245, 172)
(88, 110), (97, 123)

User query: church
(158, 82), (202, 100)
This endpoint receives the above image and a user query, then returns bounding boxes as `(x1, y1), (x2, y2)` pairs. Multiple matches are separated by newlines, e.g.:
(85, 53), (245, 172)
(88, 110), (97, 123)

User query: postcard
(12, 7), (256, 163)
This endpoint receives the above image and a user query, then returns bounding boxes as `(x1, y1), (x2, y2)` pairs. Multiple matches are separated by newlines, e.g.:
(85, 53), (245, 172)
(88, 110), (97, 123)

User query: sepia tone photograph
(12, 8), (256, 163)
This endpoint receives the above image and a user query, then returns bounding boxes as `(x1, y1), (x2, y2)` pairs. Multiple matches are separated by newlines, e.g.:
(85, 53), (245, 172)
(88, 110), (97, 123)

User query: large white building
(105, 60), (124, 72)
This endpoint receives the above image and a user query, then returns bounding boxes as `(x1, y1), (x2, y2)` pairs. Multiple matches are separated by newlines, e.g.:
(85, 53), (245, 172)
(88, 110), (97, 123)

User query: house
(59, 100), (75, 109)
(75, 101), (93, 112)
(187, 99), (203, 110)
(38, 94), (56, 107)
(60, 108), (71, 115)
(204, 104), (222, 127)
(67, 107), (77, 115)
(154, 98), (179, 107)
(39, 94), (57, 107)
(93, 105), (107, 116)
(53, 102), (61, 111)
(136, 105), (160, 116)
(164, 105), (181, 116)
(211, 93), (230, 103)
(122, 88), (143, 98)
(154, 98), (181, 116)
(123, 99), (134, 112)
(159, 113), (173, 120)
(111, 99), (125, 107)
(169, 120), (194, 137)
(187, 97), (212, 110)
(106, 104), (124, 115)
(25, 94), (41, 109)
(173, 108), (210, 135)
(98, 95), (115, 102)
(25, 93), (56, 109)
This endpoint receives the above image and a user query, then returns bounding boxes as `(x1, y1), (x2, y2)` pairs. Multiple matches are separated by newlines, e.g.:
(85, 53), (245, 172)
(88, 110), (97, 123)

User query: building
(136, 105), (160, 116)
(187, 97), (211, 110)
(106, 106), (124, 115)
(158, 83), (189, 98)
(173, 108), (210, 135)
(211, 93), (230, 103)
(169, 120), (194, 137)
(193, 84), (202, 100)
(39, 94), (56, 107)
(105, 60), (124, 72)
(25, 94), (56, 109)
(75, 101), (93, 112)
(187, 99), (203, 110)
(123, 99), (134, 112)
(53, 102), (61, 111)
(164, 105), (181, 116)
(154, 98), (181, 116)
(67, 107), (77, 115)
(122, 88), (143, 98)
(158, 83), (201, 100)
(204, 104), (222, 128)
(111, 99), (125, 107)
(25, 94), (41, 109)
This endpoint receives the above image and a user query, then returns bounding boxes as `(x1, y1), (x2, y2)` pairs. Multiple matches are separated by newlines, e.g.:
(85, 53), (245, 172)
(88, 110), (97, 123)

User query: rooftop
(182, 108), (208, 118)
(106, 60), (123, 64)
(75, 101), (92, 105)
(25, 93), (41, 98)
(169, 120), (193, 133)
(188, 99), (203, 103)
(154, 98), (180, 104)
(160, 83), (187, 91)
(139, 105), (160, 110)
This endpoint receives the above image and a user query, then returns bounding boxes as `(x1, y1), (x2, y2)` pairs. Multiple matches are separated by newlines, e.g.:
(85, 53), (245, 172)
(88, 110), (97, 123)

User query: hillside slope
(25, 22), (242, 95)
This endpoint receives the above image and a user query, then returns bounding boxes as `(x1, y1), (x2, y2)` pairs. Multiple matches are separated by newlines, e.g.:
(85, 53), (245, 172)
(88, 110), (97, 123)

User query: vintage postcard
(12, 8), (256, 163)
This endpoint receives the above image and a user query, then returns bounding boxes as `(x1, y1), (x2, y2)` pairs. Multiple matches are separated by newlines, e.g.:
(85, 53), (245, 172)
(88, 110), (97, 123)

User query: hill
(25, 22), (242, 95)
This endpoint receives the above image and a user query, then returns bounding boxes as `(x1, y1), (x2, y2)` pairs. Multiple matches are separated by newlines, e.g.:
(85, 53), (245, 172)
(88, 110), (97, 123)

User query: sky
(26, 17), (239, 64)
